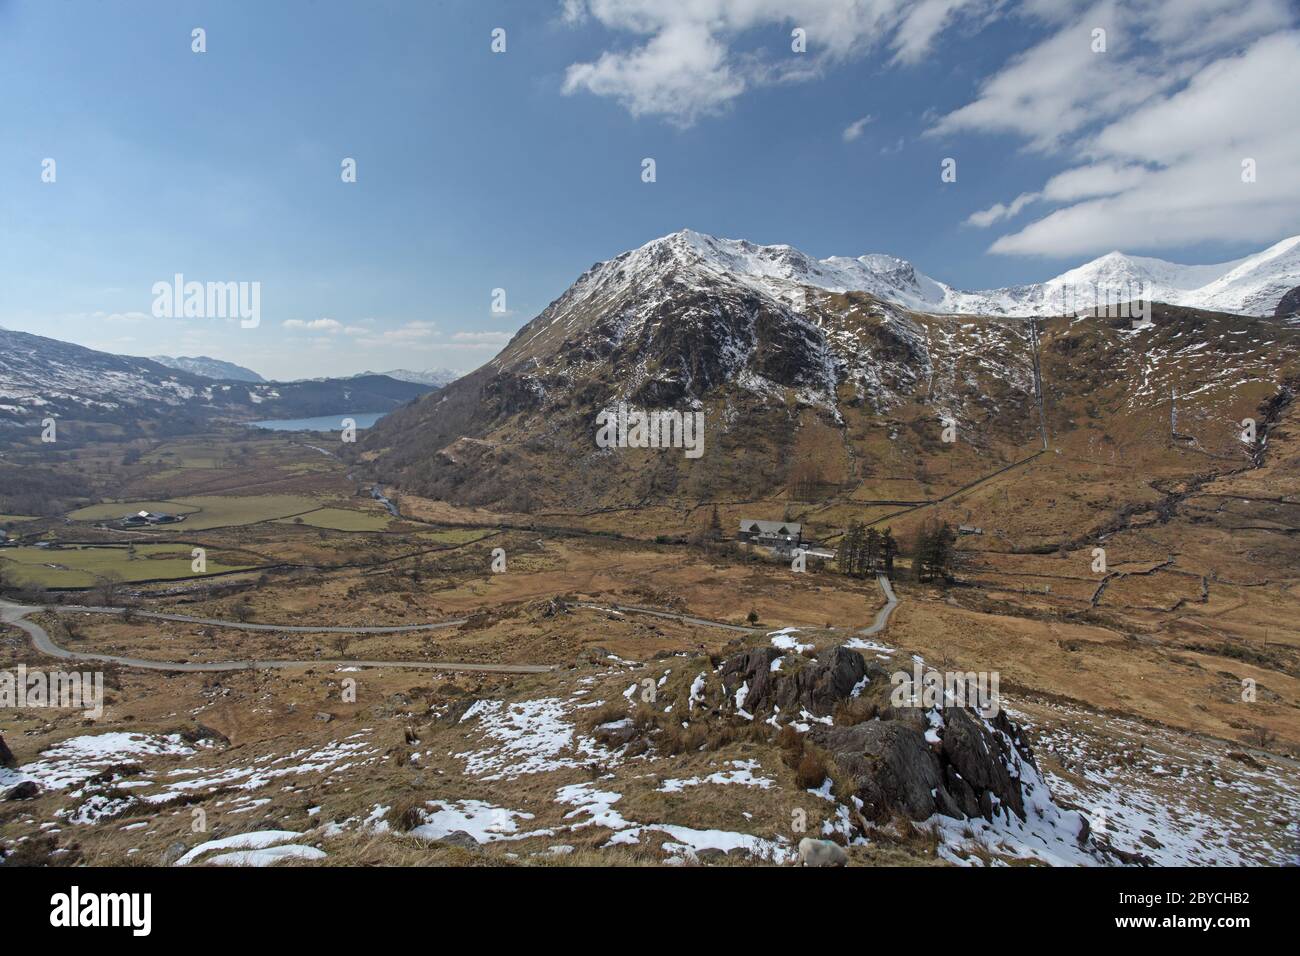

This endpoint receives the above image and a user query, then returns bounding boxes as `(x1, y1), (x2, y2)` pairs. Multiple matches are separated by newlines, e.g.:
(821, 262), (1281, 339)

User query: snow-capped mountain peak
(582, 229), (1300, 317)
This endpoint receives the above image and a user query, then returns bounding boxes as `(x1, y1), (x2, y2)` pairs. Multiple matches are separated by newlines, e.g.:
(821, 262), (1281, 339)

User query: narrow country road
(0, 599), (552, 675)
(575, 573), (901, 640)
(1, 574), (900, 674)
(572, 601), (760, 633)
(857, 574), (899, 637)
(55, 604), (469, 634)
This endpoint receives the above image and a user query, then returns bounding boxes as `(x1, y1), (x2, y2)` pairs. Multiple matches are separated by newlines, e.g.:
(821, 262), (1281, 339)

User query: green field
(0, 515), (41, 523)
(0, 543), (251, 587)
(67, 495), (321, 530)
(66, 501), (202, 522)
(142, 440), (247, 470)
(276, 507), (393, 531)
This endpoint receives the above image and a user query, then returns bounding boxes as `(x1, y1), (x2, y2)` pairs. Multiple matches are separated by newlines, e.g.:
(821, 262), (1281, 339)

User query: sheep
(797, 837), (847, 867)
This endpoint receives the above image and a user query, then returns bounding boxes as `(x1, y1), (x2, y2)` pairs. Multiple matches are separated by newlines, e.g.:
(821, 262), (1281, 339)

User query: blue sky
(1, 0), (1296, 380)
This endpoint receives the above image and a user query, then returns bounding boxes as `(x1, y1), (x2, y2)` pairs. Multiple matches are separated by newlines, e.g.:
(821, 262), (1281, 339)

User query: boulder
(4, 781), (40, 801)
(178, 724), (229, 746)
(0, 733), (15, 769)
(938, 706), (1027, 820)
(797, 838), (847, 867)
(159, 841), (188, 866)
(433, 830), (481, 851)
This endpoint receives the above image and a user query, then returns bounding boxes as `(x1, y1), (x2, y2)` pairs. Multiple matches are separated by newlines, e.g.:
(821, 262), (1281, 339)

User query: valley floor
(0, 428), (1296, 867)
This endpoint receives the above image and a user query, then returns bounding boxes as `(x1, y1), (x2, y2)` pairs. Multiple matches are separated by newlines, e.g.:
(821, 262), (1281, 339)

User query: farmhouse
(737, 519), (802, 550)
(121, 510), (182, 527)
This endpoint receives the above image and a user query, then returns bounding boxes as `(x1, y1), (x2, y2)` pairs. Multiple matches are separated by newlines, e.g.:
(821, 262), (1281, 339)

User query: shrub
(388, 796), (427, 833)
(794, 748), (829, 790)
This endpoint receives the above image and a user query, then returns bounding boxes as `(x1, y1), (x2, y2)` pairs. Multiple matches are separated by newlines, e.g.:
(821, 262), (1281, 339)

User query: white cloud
(933, 0), (1300, 255)
(560, 0), (991, 126)
(842, 114), (873, 142)
(88, 310), (151, 323)
(891, 0), (986, 65)
(283, 318), (343, 332)
(352, 321), (439, 347)
(451, 331), (512, 344)
(966, 163), (1150, 226)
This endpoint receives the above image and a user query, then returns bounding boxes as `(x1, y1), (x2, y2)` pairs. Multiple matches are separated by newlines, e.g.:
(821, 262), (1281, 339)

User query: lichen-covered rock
(717, 641), (1051, 828)
(819, 720), (951, 821)
(816, 703), (1044, 825)
(719, 644), (875, 717)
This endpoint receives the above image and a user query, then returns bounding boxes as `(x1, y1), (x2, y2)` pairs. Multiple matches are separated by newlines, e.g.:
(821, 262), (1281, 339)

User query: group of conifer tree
(837, 517), (957, 583)
(837, 521), (899, 578)
(912, 518), (958, 583)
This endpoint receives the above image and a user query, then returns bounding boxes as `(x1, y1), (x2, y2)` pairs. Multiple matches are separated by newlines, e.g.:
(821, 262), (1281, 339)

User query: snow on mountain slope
(0, 327), (432, 435)
(151, 354), (266, 382)
(359, 368), (462, 387)
(576, 230), (1300, 318)
(1189, 236), (1300, 315)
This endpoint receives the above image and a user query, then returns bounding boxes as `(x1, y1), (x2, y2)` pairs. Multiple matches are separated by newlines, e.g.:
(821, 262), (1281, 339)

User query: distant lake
(248, 411), (389, 432)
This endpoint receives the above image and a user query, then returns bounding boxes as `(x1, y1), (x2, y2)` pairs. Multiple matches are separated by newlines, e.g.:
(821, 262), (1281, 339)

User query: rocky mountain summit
(359, 231), (1300, 511)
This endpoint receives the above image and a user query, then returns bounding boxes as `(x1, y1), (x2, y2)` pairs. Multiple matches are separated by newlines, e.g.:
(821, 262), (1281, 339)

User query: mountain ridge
(358, 229), (1300, 512)
(150, 354), (265, 383)
(601, 229), (1300, 318)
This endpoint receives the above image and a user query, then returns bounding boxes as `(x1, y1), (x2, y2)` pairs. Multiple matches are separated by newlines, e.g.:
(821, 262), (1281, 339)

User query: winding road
(0, 574), (901, 675)
(574, 573), (901, 639)
(0, 599), (551, 675)
(858, 574), (899, 637)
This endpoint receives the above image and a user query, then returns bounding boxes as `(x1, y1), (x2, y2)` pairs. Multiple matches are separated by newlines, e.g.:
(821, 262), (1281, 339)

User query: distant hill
(357, 368), (462, 387)
(0, 329), (432, 444)
(151, 354), (265, 382)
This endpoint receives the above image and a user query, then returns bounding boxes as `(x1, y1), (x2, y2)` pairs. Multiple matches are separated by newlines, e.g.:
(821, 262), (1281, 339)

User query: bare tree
(93, 572), (124, 607)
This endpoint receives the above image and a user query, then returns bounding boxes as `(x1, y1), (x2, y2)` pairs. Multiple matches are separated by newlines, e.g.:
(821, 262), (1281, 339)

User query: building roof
(738, 519), (801, 536)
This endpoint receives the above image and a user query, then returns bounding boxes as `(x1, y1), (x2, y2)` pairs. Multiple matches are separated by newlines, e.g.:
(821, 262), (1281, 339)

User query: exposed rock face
(817, 705), (1039, 824)
(1277, 285), (1300, 317)
(719, 645), (871, 717)
(821, 720), (952, 820)
(718, 642), (1053, 827)
(0, 732), (15, 769)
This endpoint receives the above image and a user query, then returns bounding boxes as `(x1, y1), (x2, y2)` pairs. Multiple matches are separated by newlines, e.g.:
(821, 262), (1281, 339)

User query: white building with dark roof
(737, 519), (802, 550)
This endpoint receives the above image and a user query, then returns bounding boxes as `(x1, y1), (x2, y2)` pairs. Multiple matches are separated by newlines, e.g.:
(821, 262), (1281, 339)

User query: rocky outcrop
(0, 732), (15, 769)
(1276, 285), (1300, 317)
(816, 705), (1040, 824)
(718, 642), (1059, 829)
(719, 645), (872, 717)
